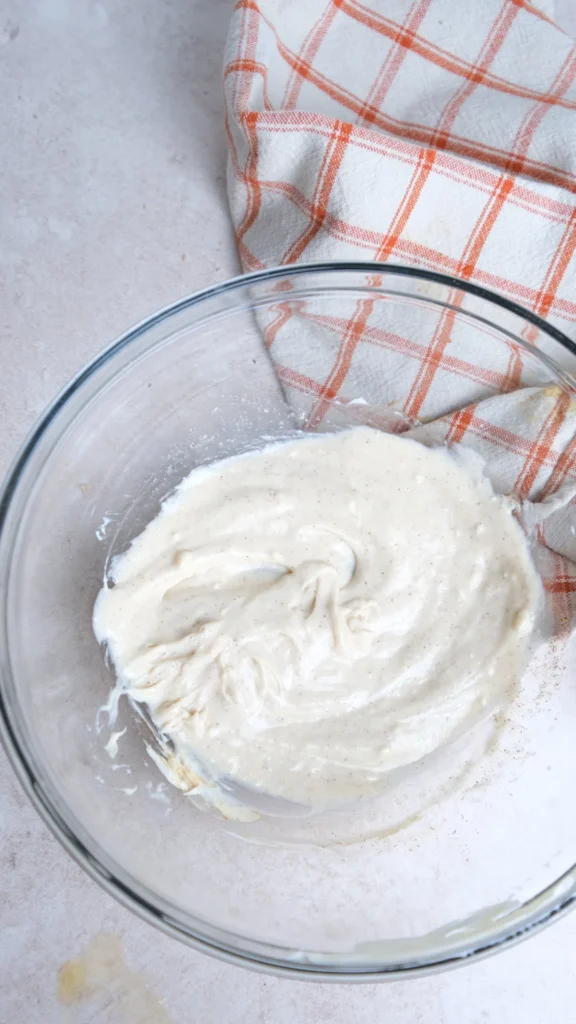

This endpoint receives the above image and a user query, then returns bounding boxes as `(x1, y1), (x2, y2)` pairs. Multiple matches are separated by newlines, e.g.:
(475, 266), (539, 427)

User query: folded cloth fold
(224, 0), (576, 633)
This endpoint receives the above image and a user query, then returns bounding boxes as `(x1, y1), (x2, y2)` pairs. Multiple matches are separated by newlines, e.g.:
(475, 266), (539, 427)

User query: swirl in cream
(94, 428), (539, 811)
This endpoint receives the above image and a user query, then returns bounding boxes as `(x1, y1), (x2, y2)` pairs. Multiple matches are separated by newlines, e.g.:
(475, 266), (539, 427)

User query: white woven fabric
(224, 0), (576, 633)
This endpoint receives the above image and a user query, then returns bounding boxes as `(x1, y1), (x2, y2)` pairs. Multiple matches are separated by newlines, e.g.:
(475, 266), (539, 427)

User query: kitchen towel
(224, 0), (576, 634)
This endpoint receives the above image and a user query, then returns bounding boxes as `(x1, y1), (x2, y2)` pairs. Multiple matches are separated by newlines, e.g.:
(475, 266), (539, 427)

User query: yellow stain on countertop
(57, 956), (91, 1004)
(57, 932), (173, 1023)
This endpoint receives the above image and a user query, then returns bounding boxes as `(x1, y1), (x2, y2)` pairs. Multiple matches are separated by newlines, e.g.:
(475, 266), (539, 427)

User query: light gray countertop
(2, 1), (576, 1020)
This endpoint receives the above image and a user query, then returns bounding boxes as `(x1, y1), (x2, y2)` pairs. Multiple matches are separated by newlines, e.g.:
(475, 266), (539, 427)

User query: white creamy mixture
(94, 428), (540, 811)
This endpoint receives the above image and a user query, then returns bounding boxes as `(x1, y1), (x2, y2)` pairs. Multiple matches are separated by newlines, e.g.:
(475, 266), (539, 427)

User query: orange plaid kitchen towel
(224, 0), (576, 633)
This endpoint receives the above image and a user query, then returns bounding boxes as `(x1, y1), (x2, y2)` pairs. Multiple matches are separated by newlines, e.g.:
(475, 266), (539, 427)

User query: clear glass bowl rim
(2, 260), (576, 982)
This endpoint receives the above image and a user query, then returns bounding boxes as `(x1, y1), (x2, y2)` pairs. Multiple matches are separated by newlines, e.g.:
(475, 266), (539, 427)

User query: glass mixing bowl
(2, 263), (576, 980)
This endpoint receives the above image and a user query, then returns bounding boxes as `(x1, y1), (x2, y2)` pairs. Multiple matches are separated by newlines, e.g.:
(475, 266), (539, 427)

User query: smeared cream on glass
(94, 428), (540, 814)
